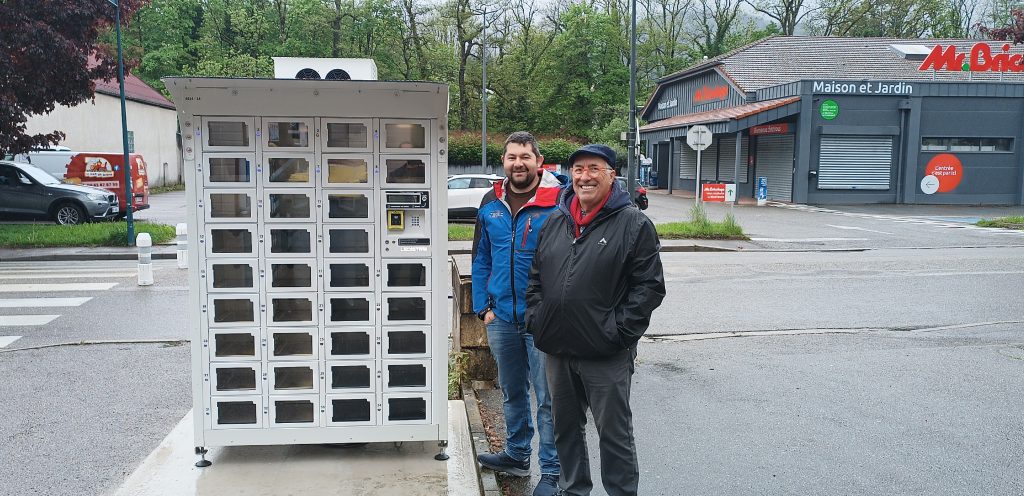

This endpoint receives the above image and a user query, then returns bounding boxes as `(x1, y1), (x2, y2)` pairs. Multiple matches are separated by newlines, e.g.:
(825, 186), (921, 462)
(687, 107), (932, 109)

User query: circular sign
(924, 153), (963, 193)
(920, 175), (939, 194)
(820, 99), (839, 120)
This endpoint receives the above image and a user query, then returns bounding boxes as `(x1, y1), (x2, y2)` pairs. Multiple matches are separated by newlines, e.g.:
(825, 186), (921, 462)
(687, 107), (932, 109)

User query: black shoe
(477, 450), (530, 477)
(533, 473), (561, 496)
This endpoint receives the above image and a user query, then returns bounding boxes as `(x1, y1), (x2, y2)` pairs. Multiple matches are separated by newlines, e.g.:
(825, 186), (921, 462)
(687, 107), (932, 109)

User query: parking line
(0, 283), (118, 292)
(0, 315), (59, 326)
(0, 336), (22, 348)
(0, 272), (137, 280)
(0, 297), (93, 308)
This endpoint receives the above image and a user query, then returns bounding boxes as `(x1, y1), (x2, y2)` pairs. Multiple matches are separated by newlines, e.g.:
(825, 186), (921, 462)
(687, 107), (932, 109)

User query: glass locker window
(217, 400), (258, 425)
(213, 299), (255, 323)
(271, 331), (314, 357)
(267, 157), (311, 184)
(208, 121), (250, 147)
(270, 229), (311, 254)
(271, 264), (312, 288)
(327, 193), (369, 219)
(384, 123), (426, 149)
(208, 157), (250, 183)
(211, 264), (254, 289)
(326, 122), (368, 149)
(210, 193), (252, 219)
(332, 398), (371, 423)
(214, 333), (257, 358)
(216, 367), (257, 391)
(388, 330), (427, 355)
(271, 298), (313, 322)
(268, 193), (311, 219)
(387, 297), (426, 321)
(384, 158), (427, 184)
(211, 229), (253, 254)
(274, 366), (315, 390)
(330, 297), (370, 322)
(275, 400), (315, 423)
(387, 263), (427, 288)
(327, 229), (370, 254)
(266, 121), (309, 148)
(388, 363), (427, 388)
(329, 263), (370, 289)
(326, 158), (369, 185)
(331, 364), (372, 389)
(330, 331), (371, 356)
(388, 397), (427, 421)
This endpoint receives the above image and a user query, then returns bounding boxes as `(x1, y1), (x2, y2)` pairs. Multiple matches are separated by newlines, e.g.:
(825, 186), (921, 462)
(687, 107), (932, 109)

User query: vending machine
(164, 74), (450, 465)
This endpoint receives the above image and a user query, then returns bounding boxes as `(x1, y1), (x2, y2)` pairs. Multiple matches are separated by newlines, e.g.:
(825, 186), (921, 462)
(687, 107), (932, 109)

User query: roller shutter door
(679, 145), (696, 179)
(680, 141), (720, 180)
(700, 142), (719, 181)
(756, 135), (794, 201)
(718, 136), (750, 183)
(818, 136), (893, 190)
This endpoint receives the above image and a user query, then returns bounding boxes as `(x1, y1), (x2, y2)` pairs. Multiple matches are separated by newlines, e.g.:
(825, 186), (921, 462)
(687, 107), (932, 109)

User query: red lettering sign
(694, 85), (728, 103)
(750, 123), (789, 136)
(919, 43), (1024, 73)
(924, 154), (963, 193)
(702, 183), (727, 202)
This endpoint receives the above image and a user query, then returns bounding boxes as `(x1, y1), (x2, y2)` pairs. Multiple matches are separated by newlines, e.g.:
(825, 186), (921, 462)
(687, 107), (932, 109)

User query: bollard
(176, 223), (188, 269)
(137, 233), (154, 286)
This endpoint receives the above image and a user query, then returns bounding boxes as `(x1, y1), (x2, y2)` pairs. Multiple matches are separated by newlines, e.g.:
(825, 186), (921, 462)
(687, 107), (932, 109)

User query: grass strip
(656, 203), (748, 240)
(0, 221), (177, 247)
(449, 224), (475, 241)
(149, 183), (186, 195)
(976, 216), (1024, 230)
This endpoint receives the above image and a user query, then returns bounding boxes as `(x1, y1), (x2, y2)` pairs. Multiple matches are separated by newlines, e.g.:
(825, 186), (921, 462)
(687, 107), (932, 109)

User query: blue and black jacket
(471, 170), (568, 325)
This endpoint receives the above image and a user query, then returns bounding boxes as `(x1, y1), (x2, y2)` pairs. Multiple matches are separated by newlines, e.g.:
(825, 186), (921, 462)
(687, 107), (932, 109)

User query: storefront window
(921, 137), (1013, 152)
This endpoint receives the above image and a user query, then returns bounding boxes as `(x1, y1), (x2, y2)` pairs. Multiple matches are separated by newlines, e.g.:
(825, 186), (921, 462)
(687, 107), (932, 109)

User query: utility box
(164, 75), (450, 460)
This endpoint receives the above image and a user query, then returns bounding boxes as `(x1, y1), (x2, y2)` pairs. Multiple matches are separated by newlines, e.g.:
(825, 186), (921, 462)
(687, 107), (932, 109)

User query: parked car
(616, 177), (649, 210)
(0, 161), (119, 225)
(447, 174), (501, 220)
(12, 150), (150, 215)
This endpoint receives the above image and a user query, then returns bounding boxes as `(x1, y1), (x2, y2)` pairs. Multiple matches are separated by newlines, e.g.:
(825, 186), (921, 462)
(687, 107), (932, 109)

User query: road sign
(702, 183), (727, 202)
(756, 176), (768, 206)
(725, 183), (737, 202)
(687, 125), (712, 151)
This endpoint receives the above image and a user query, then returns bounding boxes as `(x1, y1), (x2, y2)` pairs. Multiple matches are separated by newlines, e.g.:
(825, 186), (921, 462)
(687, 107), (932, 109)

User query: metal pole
(626, 0), (638, 201)
(734, 131), (742, 205)
(695, 147), (702, 205)
(113, 0), (135, 245)
(481, 8), (488, 173)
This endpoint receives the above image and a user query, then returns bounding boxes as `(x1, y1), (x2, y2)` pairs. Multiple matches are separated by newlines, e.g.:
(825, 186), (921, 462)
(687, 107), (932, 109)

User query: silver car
(0, 161), (118, 225)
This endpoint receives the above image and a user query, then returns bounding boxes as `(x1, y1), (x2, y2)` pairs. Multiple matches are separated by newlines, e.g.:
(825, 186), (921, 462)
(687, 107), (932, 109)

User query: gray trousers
(546, 348), (638, 496)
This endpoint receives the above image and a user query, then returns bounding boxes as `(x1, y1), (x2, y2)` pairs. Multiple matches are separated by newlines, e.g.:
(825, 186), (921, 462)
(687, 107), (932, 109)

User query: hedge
(448, 132), (589, 166)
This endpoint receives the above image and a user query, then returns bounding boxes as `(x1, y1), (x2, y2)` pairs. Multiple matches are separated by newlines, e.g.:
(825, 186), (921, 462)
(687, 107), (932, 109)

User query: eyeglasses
(570, 165), (612, 177)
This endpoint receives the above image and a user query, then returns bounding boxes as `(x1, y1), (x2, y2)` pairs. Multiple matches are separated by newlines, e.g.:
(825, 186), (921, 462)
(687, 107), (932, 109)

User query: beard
(508, 168), (538, 191)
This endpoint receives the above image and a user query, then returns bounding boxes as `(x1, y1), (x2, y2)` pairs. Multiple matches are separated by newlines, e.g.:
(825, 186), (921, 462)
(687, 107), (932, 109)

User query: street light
(108, 0), (135, 245)
(481, 7), (489, 174)
(626, 0), (638, 202)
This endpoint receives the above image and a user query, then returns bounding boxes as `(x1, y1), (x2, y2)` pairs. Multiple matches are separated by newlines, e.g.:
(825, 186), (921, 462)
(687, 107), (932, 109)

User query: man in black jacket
(525, 144), (665, 496)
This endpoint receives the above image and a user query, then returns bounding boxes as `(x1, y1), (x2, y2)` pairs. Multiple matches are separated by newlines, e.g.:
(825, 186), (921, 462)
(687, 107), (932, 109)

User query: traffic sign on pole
(687, 125), (712, 204)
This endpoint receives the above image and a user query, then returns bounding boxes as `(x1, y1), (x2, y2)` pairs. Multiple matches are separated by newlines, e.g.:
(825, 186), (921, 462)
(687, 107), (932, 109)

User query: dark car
(0, 161), (119, 225)
(616, 177), (649, 210)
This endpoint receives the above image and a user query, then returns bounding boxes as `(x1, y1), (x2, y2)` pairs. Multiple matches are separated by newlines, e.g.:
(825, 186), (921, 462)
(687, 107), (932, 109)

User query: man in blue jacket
(472, 131), (565, 496)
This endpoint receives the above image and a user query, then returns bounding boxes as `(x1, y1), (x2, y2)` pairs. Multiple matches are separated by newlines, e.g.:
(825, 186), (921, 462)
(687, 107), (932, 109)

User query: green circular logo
(820, 99), (839, 120)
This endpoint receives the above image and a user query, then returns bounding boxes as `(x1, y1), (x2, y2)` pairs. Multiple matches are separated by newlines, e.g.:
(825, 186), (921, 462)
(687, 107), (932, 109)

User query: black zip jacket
(525, 181), (666, 358)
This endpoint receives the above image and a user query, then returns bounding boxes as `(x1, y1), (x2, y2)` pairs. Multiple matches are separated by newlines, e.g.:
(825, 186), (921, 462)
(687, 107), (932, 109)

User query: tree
(693, 0), (744, 57)
(0, 0), (145, 155)
(744, 0), (810, 35)
(979, 7), (1024, 43)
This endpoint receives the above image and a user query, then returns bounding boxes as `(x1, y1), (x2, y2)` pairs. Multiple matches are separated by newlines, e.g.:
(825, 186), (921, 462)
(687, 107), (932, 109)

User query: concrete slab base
(111, 402), (479, 496)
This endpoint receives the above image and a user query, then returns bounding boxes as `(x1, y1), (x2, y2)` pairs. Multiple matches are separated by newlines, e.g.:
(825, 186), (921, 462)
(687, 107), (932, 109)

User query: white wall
(24, 95), (182, 186)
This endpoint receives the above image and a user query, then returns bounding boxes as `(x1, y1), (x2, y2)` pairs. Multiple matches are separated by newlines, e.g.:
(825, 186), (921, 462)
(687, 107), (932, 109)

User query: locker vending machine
(164, 76), (450, 465)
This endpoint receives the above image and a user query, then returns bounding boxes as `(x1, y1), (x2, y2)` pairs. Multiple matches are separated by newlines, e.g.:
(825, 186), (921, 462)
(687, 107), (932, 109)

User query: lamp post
(481, 7), (489, 173)
(626, 0), (638, 202)
(109, 0), (135, 245)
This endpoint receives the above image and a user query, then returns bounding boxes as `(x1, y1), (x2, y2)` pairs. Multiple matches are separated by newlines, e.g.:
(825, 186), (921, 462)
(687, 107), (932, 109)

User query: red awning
(640, 96), (799, 132)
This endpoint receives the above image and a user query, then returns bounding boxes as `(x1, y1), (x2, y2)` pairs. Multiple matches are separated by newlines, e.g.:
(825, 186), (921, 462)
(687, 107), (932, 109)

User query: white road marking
(0, 315), (59, 326)
(826, 224), (893, 235)
(0, 283), (118, 293)
(0, 336), (22, 347)
(0, 272), (137, 280)
(0, 297), (92, 308)
(750, 237), (869, 242)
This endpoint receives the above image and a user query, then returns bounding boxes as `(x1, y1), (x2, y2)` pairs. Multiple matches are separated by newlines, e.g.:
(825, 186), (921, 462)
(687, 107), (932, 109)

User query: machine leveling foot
(195, 446), (212, 467)
(434, 441), (449, 461)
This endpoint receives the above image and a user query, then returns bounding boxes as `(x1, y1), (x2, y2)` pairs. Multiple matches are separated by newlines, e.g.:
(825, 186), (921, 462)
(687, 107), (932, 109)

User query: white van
(11, 148), (76, 179)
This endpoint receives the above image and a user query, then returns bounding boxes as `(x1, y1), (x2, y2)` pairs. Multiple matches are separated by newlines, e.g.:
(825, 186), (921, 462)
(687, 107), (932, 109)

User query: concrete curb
(462, 383), (501, 496)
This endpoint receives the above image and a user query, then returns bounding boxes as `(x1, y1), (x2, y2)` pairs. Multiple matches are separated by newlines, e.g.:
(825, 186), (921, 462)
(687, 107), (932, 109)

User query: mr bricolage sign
(919, 43), (1024, 72)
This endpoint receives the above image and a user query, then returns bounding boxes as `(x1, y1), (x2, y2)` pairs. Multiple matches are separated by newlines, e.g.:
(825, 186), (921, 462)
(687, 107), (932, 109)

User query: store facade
(640, 37), (1024, 205)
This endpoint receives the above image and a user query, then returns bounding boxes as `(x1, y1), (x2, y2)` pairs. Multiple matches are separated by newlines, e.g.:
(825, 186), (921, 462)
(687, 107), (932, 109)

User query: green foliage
(656, 207), (748, 240)
(976, 216), (1024, 230)
(448, 350), (468, 400)
(448, 224), (475, 241)
(0, 222), (177, 248)
(447, 132), (584, 166)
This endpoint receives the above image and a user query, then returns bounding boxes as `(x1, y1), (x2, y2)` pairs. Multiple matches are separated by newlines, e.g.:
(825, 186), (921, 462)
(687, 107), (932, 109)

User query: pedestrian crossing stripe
(0, 336), (21, 348)
(0, 297), (92, 308)
(0, 272), (137, 280)
(0, 283), (118, 293)
(0, 315), (59, 326)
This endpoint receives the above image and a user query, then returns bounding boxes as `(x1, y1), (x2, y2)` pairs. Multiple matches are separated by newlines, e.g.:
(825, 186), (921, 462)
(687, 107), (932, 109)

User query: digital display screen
(387, 193), (420, 204)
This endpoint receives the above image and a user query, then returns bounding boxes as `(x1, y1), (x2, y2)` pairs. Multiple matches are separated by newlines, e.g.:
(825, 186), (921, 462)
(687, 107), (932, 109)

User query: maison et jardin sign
(657, 98), (678, 111)
(812, 80), (914, 95)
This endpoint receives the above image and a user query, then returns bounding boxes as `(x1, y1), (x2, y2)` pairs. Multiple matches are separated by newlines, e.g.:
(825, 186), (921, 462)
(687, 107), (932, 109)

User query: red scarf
(570, 190), (611, 238)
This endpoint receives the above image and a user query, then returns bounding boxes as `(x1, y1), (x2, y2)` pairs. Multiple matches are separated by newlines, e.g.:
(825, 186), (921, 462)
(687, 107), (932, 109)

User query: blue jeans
(486, 316), (560, 475)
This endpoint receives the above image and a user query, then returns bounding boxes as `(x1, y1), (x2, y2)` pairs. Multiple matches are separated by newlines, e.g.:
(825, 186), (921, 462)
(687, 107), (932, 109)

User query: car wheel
(54, 203), (86, 225)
